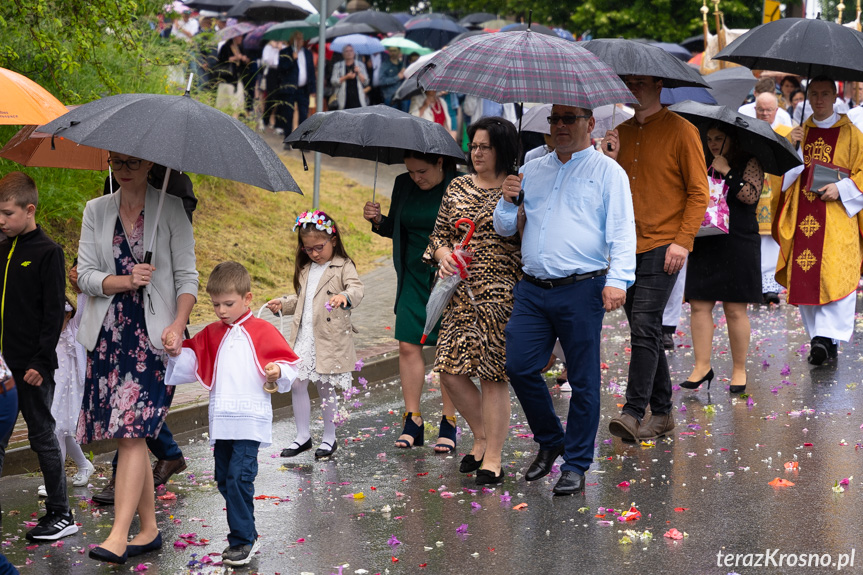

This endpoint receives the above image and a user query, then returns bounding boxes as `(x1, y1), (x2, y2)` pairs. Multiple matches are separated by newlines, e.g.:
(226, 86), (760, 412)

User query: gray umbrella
(668, 100), (801, 175)
(340, 10), (405, 34)
(579, 38), (710, 89)
(284, 104), (465, 201)
(41, 87), (301, 260)
(703, 66), (758, 110)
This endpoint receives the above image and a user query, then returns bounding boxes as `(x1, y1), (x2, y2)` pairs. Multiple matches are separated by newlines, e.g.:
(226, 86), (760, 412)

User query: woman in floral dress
(424, 116), (522, 486)
(76, 152), (197, 563)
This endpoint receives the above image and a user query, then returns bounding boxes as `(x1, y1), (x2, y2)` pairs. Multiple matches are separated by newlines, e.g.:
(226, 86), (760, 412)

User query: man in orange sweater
(602, 75), (709, 441)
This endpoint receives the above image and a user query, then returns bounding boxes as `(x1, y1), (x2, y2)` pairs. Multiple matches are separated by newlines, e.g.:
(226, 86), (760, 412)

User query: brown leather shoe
(637, 412), (675, 440)
(152, 458), (187, 487)
(608, 413), (640, 442)
(92, 477), (116, 505)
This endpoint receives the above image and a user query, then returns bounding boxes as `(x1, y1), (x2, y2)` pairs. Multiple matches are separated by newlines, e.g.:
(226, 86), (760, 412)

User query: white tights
(290, 379), (338, 449)
(57, 433), (89, 470)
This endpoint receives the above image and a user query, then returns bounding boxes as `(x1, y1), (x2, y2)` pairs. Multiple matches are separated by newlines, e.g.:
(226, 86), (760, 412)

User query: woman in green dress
(363, 150), (459, 453)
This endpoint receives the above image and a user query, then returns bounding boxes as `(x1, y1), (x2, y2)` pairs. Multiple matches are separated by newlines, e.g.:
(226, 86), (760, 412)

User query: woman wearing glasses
(363, 151), (460, 454)
(77, 152), (197, 564)
(424, 116), (522, 485)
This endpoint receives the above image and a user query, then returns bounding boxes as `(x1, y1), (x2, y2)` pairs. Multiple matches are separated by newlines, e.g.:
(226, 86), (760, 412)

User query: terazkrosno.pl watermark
(717, 549), (855, 571)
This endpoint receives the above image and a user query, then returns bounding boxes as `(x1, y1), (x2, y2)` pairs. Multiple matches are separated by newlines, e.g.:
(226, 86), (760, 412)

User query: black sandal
(433, 415), (457, 454)
(395, 412), (424, 448)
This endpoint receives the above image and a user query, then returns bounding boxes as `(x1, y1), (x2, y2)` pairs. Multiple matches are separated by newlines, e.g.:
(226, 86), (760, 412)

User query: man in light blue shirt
(494, 104), (636, 496)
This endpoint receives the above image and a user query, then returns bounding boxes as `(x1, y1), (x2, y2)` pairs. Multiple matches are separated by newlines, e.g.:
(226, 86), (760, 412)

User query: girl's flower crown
(293, 210), (334, 234)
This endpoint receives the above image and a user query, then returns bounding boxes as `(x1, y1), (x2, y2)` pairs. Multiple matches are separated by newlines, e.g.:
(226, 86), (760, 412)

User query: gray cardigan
(330, 59), (369, 110)
(76, 184), (198, 351)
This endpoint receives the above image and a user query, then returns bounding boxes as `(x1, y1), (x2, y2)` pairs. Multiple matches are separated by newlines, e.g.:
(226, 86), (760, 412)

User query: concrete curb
(0, 347), (435, 477)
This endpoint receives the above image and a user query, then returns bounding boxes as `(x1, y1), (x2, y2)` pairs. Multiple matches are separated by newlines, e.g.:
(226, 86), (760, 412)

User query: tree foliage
(0, 0), (184, 101)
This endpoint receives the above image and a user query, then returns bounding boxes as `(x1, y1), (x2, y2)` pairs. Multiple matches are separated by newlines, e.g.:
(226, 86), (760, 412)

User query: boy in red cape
(165, 261), (298, 566)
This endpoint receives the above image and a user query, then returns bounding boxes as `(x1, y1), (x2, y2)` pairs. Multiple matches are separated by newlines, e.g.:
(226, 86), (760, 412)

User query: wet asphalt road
(2, 297), (863, 574)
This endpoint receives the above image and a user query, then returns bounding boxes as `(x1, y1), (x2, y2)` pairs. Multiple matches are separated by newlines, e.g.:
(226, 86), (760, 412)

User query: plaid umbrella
(416, 30), (634, 109)
(218, 21), (257, 42)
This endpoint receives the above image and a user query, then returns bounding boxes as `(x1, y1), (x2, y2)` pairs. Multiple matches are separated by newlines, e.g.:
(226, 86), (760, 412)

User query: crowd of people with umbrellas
(2, 5), (863, 571)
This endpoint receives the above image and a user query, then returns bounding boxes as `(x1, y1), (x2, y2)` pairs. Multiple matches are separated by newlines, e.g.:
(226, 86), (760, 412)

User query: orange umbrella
(0, 67), (67, 125)
(0, 114), (108, 170)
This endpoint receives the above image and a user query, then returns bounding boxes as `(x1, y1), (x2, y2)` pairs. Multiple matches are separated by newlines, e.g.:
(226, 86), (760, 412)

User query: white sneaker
(71, 460), (95, 487)
(559, 382), (572, 392)
(274, 128), (285, 135)
(37, 485), (47, 497)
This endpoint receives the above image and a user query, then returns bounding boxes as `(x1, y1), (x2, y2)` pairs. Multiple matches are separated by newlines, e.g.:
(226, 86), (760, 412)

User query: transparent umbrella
(420, 218), (475, 344)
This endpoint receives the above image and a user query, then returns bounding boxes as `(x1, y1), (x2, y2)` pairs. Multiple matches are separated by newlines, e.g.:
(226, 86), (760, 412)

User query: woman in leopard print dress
(424, 116), (521, 485)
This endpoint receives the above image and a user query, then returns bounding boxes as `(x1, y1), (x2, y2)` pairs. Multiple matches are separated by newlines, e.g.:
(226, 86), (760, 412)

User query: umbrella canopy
(554, 28), (576, 41)
(499, 23), (557, 37)
(404, 50), (438, 78)
(381, 37), (432, 56)
(262, 20), (317, 42)
(459, 13), (497, 26)
(703, 66), (757, 110)
(405, 18), (467, 50)
(310, 22), (379, 43)
(285, 104), (465, 164)
(40, 93), (301, 192)
(393, 77), (423, 101)
(182, 0), (235, 9)
(339, 10), (405, 34)
(304, 13), (340, 26)
(661, 86), (717, 105)
(590, 104), (634, 139)
(420, 217), (474, 344)
(520, 104), (552, 134)
(405, 13), (458, 27)
(714, 17), (863, 82)
(449, 29), (489, 45)
(218, 21), (257, 42)
(668, 100), (801, 175)
(226, 0), (313, 21)
(680, 34), (705, 54)
(0, 119), (108, 170)
(244, 22), (279, 49)
(649, 41), (692, 62)
(416, 30), (634, 109)
(331, 34), (385, 55)
(579, 39), (710, 89)
(0, 67), (67, 125)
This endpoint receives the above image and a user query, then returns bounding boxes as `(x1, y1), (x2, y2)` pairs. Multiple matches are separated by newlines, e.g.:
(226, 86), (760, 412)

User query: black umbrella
(405, 13), (458, 26)
(284, 104), (466, 201)
(458, 12), (497, 26)
(310, 22), (379, 43)
(226, 0), (311, 21)
(182, 0), (237, 10)
(340, 10), (405, 34)
(405, 18), (468, 50)
(579, 38), (710, 88)
(41, 86), (302, 262)
(703, 66), (757, 110)
(668, 100), (801, 175)
(714, 17), (863, 82)
(449, 29), (489, 45)
(680, 34), (705, 54)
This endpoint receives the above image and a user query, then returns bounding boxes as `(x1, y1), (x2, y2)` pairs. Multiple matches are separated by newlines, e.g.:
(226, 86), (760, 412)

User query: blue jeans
(0, 371), (69, 515)
(0, 552), (19, 575)
(505, 276), (606, 474)
(623, 245), (679, 420)
(214, 439), (260, 547)
(0, 385), (17, 445)
(110, 421), (183, 475)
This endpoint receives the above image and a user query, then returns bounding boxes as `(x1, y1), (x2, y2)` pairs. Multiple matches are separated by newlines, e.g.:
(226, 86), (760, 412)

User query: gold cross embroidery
(796, 249), (818, 272)
(799, 215), (821, 237)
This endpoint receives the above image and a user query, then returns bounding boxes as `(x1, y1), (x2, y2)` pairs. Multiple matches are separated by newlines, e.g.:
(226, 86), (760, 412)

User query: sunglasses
(546, 115), (591, 125)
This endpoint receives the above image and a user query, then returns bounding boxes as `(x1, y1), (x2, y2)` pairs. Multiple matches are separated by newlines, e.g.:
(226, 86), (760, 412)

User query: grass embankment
(0, 144), (392, 324)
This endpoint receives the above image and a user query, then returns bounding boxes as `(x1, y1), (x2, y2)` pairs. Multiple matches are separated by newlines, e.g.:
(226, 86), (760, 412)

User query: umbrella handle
(455, 217), (475, 247)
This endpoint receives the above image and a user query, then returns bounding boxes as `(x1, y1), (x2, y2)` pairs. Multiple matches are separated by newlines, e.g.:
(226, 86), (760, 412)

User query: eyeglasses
(546, 115), (591, 125)
(108, 157), (143, 171)
(468, 144), (493, 153)
(301, 237), (332, 254)
(755, 107), (777, 113)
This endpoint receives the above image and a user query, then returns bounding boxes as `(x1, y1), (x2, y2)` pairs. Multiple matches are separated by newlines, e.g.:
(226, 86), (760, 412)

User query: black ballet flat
(680, 368), (714, 390)
(280, 438), (312, 458)
(127, 532), (162, 557)
(89, 546), (127, 564)
(459, 453), (484, 473)
(475, 467), (504, 485)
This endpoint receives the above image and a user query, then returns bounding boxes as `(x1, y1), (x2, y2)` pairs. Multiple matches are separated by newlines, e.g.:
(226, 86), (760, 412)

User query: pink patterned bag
(697, 168), (730, 237)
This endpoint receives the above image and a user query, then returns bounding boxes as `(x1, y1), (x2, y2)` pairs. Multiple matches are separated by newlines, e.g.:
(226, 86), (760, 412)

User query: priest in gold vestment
(775, 77), (863, 365)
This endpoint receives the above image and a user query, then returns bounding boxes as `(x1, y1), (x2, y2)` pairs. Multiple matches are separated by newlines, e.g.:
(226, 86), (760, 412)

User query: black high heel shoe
(680, 368), (714, 390)
(395, 412), (424, 448)
(433, 415), (457, 454)
(729, 375), (747, 394)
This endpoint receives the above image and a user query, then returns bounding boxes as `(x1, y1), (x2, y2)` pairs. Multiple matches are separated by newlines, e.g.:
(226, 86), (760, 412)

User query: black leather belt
(523, 269), (608, 289)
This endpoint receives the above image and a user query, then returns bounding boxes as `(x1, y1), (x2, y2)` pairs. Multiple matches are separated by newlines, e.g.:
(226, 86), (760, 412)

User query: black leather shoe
(459, 453), (484, 473)
(525, 444), (565, 482)
(92, 477), (116, 506)
(314, 441), (337, 458)
(808, 337), (832, 366)
(89, 546), (127, 564)
(475, 468), (504, 485)
(127, 532), (162, 557)
(552, 471), (585, 496)
(281, 438), (312, 458)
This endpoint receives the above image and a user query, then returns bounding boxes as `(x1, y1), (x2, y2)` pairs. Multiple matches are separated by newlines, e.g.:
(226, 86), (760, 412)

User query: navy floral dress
(77, 213), (173, 442)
